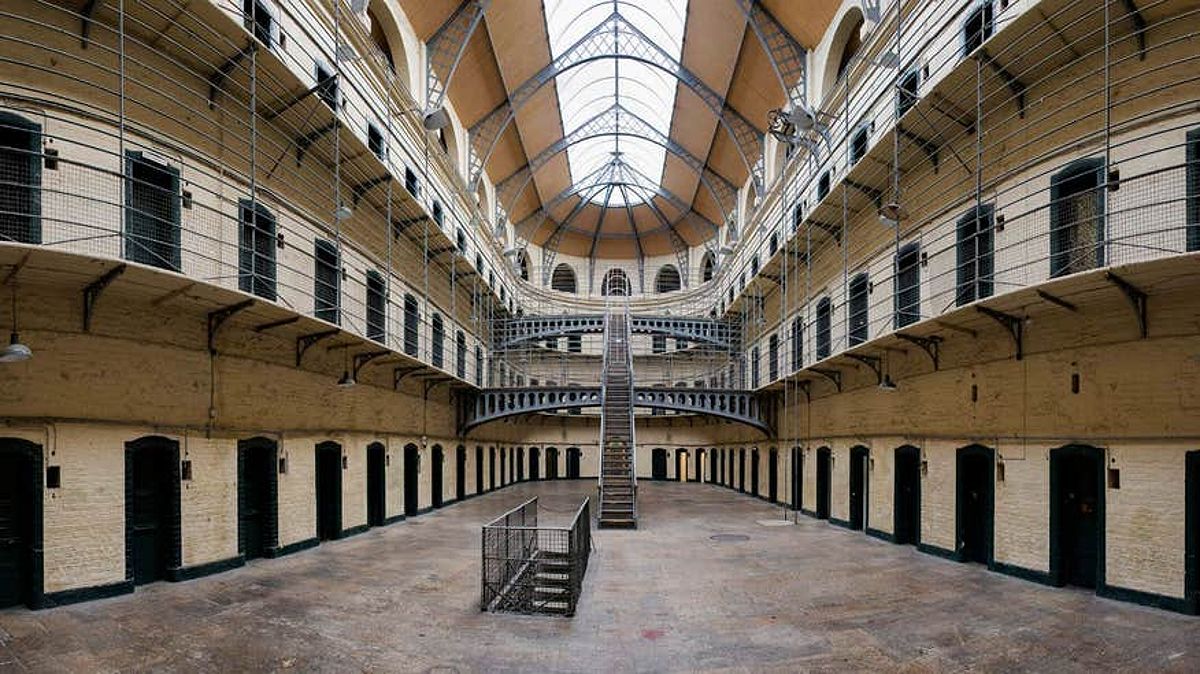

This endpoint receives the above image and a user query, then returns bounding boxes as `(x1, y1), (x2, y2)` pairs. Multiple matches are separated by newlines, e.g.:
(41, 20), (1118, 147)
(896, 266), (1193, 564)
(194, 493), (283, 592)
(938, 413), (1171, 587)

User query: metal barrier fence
(481, 497), (591, 616)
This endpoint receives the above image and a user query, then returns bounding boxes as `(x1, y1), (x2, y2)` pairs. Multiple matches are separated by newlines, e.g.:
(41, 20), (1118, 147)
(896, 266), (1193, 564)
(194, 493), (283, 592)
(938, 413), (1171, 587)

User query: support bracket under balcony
(79, 0), (103, 49)
(845, 179), (883, 207)
(810, 367), (842, 393)
(208, 43), (255, 110)
(254, 316), (299, 332)
(978, 50), (1026, 117)
(352, 350), (392, 379)
(1105, 271), (1147, 338)
(1036, 289), (1078, 312)
(295, 328), (339, 367)
(295, 122), (338, 164)
(844, 354), (882, 385)
(897, 125), (939, 171)
(352, 175), (391, 205)
(1121, 0), (1147, 60)
(809, 220), (842, 244)
(787, 380), (811, 403)
(895, 333), (942, 371)
(82, 263), (126, 332)
(393, 365), (423, 390)
(207, 299), (254, 354)
(976, 305), (1023, 360)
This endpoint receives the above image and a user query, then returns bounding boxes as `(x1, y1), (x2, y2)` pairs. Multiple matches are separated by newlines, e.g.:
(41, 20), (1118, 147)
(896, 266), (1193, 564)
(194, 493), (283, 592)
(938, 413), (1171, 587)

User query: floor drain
(710, 533), (749, 542)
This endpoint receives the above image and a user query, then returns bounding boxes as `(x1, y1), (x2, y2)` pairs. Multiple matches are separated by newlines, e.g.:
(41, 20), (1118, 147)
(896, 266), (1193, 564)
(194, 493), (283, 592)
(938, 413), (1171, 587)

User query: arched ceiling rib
(397, 0), (842, 260)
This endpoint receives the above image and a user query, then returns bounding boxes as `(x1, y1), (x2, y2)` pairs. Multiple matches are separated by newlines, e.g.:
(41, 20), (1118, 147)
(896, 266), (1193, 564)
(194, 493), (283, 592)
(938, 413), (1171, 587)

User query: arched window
(313, 239), (340, 325)
(768, 333), (779, 381)
(791, 316), (803, 371)
(550, 263), (576, 293)
(366, 270), (386, 342)
(365, 0), (411, 88)
(517, 250), (530, 281)
(0, 112), (42, 245)
(816, 297), (832, 359)
(455, 330), (466, 378)
(827, 8), (865, 93)
(894, 242), (921, 327)
(848, 272), (869, 345)
(751, 346), (760, 388)
(700, 251), (716, 282)
(430, 313), (444, 368)
(475, 345), (483, 386)
(654, 265), (681, 293)
(602, 268), (630, 296)
(403, 293), (419, 356)
(238, 200), (276, 300)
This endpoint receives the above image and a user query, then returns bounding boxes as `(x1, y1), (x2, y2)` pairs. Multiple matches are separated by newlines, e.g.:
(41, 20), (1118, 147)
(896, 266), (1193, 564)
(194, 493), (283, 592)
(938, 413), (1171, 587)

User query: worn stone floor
(2, 480), (1199, 673)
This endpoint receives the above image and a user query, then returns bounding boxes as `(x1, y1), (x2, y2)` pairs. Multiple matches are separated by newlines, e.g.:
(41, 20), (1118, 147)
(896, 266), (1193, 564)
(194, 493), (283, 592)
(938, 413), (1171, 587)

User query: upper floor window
(455, 330), (466, 378)
(1049, 157), (1105, 278)
(404, 167), (419, 197)
(366, 270), (386, 342)
(848, 272), (869, 345)
(655, 265), (681, 293)
(751, 346), (761, 388)
(769, 232), (779, 256)
(850, 125), (869, 166)
(1188, 129), (1200, 251)
(817, 171), (831, 201)
(768, 334), (779, 382)
(897, 69), (920, 118)
(551, 263), (577, 293)
(894, 242), (921, 328)
(750, 255), (760, 275)
(834, 11), (865, 84)
(367, 123), (386, 160)
(430, 313), (444, 368)
(313, 239), (340, 324)
(652, 335), (666, 354)
(242, 0), (277, 49)
(456, 228), (466, 253)
(700, 251), (716, 282)
(314, 63), (338, 109)
(816, 297), (832, 360)
(956, 203), (995, 305)
(791, 316), (803, 371)
(238, 200), (276, 300)
(432, 200), (444, 228)
(963, 2), (994, 56)
(403, 293), (419, 356)
(602, 268), (630, 296)
(475, 346), (483, 386)
(567, 335), (582, 353)
(125, 151), (181, 271)
(517, 250), (530, 282)
(792, 202), (804, 233)
(0, 113), (42, 244)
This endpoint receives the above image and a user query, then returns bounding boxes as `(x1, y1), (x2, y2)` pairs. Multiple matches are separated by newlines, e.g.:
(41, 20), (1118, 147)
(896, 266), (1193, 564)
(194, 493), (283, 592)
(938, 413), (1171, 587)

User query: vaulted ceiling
(399, 0), (841, 260)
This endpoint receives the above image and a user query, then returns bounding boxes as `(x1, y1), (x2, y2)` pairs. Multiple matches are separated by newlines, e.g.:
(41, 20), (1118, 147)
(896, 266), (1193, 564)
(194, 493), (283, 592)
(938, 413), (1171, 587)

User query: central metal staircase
(598, 298), (637, 528)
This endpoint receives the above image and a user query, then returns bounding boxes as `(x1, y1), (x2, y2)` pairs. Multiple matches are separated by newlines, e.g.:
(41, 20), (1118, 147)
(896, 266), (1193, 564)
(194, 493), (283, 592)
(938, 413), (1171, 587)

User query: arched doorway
(367, 442), (386, 528)
(529, 446), (540, 481)
(566, 447), (581, 478)
(315, 441), (342, 541)
(1050, 444), (1105, 588)
(751, 448), (760, 496)
(709, 449), (718, 484)
(488, 446), (496, 490)
(431, 445), (444, 508)
(696, 448), (705, 481)
(499, 447), (507, 486)
(849, 446), (869, 531)
(1186, 451), (1200, 613)
(816, 447), (832, 519)
(126, 436), (181, 585)
(957, 444), (994, 565)
(894, 445), (921, 544)
(403, 444), (420, 516)
(768, 447), (778, 503)
(790, 446), (803, 511)
(0, 438), (42, 608)
(456, 446), (467, 501)
(652, 449), (668, 480)
(738, 448), (746, 492)
(238, 437), (278, 560)
(675, 449), (689, 482)
(516, 447), (525, 482)
(475, 446), (484, 495)
(546, 447), (559, 479)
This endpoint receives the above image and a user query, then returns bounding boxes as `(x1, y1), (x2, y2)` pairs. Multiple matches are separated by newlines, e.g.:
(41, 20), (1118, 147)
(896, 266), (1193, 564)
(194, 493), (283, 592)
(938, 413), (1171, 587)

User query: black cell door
(516, 447), (524, 482)
(710, 450), (719, 484)
(696, 449), (705, 482)
(475, 447), (484, 494)
(404, 444), (420, 515)
(546, 448), (559, 479)
(0, 441), (39, 608)
(500, 449), (507, 486)
(1052, 446), (1103, 589)
(1187, 451), (1200, 613)
(751, 450), (760, 495)
(894, 446), (920, 545)
(790, 447), (803, 511)
(768, 449), (778, 503)
(957, 445), (994, 565)
(238, 438), (277, 560)
(367, 443), (385, 527)
(816, 448), (832, 519)
(738, 449), (746, 492)
(431, 446), (444, 508)
(566, 448), (581, 478)
(529, 447), (540, 481)
(127, 438), (178, 585)
(849, 447), (868, 530)
(315, 442), (342, 541)
(456, 447), (467, 501)
(652, 449), (668, 480)
(488, 447), (496, 490)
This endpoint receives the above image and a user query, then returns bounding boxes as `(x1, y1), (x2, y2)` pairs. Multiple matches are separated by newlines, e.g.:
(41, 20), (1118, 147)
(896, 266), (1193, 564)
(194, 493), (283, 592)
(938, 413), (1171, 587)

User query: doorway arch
(894, 445), (921, 545)
(956, 444), (995, 565)
(0, 438), (42, 608)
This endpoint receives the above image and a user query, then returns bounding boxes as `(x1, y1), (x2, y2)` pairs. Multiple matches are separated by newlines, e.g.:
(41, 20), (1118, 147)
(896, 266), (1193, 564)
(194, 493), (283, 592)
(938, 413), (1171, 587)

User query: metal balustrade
(492, 314), (738, 351)
(458, 386), (771, 436)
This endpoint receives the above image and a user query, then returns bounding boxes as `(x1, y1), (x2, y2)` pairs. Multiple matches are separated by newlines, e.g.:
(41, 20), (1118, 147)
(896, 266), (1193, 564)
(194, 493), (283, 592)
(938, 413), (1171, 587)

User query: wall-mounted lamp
(1, 285), (31, 363)
(878, 202), (908, 228)
(334, 204), (353, 222)
(423, 106), (449, 131)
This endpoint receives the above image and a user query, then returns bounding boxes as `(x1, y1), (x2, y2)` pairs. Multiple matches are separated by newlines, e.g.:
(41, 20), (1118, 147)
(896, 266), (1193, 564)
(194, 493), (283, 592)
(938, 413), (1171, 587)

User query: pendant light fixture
(0, 284), (31, 363)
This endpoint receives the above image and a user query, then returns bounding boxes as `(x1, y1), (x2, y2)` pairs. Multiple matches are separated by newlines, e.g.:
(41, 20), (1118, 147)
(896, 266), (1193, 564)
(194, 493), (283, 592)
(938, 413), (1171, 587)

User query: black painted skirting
(799, 507), (818, 518)
(340, 524), (370, 538)
(865, 527), (894, 543)
(917, 542), (957, 560)
(383, 514), (407, 525)
(168, 555), (246, 582)
(1097, 583), (1194, 614)
(268, 537), (319, 558)
(828, 517), (854, 529)
(41, 580), (134, 608)
(992, 561), (1054, 586)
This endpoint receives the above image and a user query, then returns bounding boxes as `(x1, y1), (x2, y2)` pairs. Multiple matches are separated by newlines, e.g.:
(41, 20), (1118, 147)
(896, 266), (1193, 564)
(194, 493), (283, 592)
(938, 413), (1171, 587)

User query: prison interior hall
(1, 0), (1200, 670)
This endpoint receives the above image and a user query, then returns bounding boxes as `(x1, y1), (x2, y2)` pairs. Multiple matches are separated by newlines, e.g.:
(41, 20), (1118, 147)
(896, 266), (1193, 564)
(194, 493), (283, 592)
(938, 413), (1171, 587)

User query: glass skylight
(543, 0), (688, 206)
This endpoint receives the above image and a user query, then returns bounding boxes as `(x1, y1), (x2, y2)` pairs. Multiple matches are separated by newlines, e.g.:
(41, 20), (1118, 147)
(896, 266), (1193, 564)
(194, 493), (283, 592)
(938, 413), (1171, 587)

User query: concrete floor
(2, 481), (1199, 673)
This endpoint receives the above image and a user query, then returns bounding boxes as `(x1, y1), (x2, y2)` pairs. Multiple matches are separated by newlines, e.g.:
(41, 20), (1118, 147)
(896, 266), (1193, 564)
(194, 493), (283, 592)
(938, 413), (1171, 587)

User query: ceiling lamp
(348, 0), (368, 13)
(423, 106), (449, 131)
(1, 286), (31, 363)
(878, 202), (908, 227)
(768, 108), (797, 146)
(334, 204), (353, 222)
